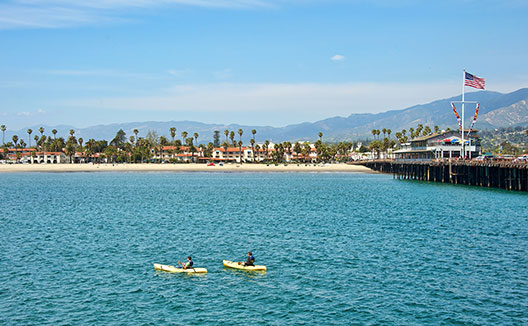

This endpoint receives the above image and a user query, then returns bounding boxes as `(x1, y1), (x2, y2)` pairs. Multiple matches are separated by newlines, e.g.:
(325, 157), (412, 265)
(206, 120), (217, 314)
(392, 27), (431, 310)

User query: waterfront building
(157, 146), (204, 162)
(0, 148), (68, 163)
(394, 130), (481, 160)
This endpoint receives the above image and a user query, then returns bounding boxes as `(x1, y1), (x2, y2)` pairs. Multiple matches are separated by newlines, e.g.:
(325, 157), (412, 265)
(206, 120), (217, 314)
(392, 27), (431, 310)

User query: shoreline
(0, 163), (372, 173)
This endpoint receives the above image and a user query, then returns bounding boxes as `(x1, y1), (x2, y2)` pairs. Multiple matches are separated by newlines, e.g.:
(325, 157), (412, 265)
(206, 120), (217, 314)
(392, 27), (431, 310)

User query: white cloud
(61, 81), (461, 117)
(16, 108), (46, 117)
(168, 69), (191, 77)
(331, 54), (345, 61)
(213, 68), (232, 80)
(0, 0), (274, 29)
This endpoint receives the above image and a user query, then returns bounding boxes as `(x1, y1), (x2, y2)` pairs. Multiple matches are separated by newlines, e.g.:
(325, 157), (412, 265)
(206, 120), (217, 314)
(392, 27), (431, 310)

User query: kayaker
(178, 256), (194, 269)
(242, 251), (255, 266)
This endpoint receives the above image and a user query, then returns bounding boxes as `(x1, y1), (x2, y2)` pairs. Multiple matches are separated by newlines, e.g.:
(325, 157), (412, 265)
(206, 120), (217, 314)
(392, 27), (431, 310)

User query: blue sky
(1, 0), (528, 129)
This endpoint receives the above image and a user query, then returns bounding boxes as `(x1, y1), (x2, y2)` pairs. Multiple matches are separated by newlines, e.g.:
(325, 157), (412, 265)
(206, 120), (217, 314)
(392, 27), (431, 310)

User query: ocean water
(0, 172), (527, 325)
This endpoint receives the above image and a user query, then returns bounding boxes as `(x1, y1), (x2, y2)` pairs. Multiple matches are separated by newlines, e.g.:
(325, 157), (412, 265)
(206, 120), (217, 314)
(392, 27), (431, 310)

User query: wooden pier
(362, 160), (528, 192)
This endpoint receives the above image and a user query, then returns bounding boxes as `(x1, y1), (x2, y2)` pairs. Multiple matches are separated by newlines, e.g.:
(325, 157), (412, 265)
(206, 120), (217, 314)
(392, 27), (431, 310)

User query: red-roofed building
(155, 145), (204, 162)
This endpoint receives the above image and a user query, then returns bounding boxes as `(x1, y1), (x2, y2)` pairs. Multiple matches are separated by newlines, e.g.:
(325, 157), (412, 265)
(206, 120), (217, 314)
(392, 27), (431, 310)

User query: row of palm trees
(371, 124), (445, 145)
(2, 123), (368, 163)
(367, 124), (447, 158)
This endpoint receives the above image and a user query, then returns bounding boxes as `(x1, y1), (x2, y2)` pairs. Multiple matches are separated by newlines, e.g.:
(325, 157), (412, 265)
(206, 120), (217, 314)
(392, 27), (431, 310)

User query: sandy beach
(0, 163), (372, 173)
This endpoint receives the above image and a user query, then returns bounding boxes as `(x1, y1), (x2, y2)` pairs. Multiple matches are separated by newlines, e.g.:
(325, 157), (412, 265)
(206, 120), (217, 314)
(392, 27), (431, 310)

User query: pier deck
(361, 160), (528, 192)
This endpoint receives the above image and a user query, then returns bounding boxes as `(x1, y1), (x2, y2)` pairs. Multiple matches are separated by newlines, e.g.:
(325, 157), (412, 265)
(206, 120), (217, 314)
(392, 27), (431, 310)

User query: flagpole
(461, 69), (465, 160)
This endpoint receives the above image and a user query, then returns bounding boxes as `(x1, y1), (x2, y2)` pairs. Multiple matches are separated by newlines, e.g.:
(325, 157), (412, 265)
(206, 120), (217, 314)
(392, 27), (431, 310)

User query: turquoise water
(1, 172), (527, 325)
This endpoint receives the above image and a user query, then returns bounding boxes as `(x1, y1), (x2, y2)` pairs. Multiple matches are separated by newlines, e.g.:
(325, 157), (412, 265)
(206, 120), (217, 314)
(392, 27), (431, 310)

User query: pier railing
(360, 160), (528, 192)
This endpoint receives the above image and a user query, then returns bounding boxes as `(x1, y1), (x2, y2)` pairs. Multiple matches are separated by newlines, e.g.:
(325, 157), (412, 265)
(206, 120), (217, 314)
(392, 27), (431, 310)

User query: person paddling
(240, 251), (255, 266)
(178, 256), (194, 269)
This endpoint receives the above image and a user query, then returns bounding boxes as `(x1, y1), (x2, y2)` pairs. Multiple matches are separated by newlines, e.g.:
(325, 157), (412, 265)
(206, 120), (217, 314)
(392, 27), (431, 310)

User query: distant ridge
(6, 88), (528, 143)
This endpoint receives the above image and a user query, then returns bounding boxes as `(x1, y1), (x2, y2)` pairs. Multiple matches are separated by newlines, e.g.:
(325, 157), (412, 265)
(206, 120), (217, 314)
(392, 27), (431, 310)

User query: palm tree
(27, 129), (32, 147)
(402, 129), (407, 138)
(52, 129), (57, 139)
(264, 140), (270, 162)
(434, 125), (440, 134)
(251, 129), (256, 142)
(224, 129), (229, 143)
(382, 128), (387, 139)
(409, 128), (415, 139)
(181, 131), (188, 145)
(78, 137), (84, 151)
(12, 135), (18, 148)
(371, 129), (376, 139)
(1, 125), (6, 145)
(221, 141), (229, 162)
(170, 127), (176, 144)
(193, 132), (199, 146)
(387, 129), (391, 139)
(229, 131), (235, 146)
(250, 138), (255, 162)
(69, 129), (75, 137)
(238, 140), (243, 163)
(318, 132), (323, 142)
(293, 142), (302, 163)
(39, 127), (44, 137)
(423, 125), (431, 136)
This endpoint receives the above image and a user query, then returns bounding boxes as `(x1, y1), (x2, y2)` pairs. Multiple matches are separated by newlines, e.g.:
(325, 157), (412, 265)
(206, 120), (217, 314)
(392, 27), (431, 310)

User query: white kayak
(154, 263), (208, 273)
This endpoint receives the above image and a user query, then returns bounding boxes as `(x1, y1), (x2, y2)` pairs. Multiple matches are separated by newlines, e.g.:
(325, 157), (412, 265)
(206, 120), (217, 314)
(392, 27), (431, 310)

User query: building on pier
(394, 130), (481, 160)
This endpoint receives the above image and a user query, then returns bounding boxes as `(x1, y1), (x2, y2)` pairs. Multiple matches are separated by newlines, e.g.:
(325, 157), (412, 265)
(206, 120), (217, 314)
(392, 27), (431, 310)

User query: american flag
(464, 72), (485, 89)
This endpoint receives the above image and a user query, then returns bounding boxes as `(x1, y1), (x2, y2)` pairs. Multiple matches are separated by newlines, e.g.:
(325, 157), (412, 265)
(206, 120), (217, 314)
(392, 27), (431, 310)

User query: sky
(1, 0), (528, 130)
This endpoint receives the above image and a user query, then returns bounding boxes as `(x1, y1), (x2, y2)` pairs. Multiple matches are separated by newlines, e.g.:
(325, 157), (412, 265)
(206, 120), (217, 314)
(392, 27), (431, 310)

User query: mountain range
(4, 88), (528, 143)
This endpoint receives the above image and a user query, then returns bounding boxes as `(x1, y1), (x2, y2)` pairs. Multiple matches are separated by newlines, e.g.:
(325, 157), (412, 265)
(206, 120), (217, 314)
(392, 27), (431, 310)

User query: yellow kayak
(222, 260), (267, 271)
(154, 263), (207, 273)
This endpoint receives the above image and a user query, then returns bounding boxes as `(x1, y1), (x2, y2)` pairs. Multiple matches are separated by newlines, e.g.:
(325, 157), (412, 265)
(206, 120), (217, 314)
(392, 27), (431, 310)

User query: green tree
(12, 135), (18, 148)
(369, 140), (381, 159)
(302, 142), (311, 163)
(250, 138), (255, 162)
(213, 130), (221, 147)
(221, 141), (229, 162)
(224, 129), (229, 143)
(293, 142), (302, 163)
(1, 125), (6, 145)
(52, 129), (57, 139)
(181, 131), (188, 145)
(318, 132), (323, 142)
(238, 140), (243, 163)
(423, 125), (431, 136)
(27, 128), (33, 147)
(229, 131), (235, 146)
(264, 140), (270, 162)
(110, 129), (127, 149)
(170, 127), (176, 144)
